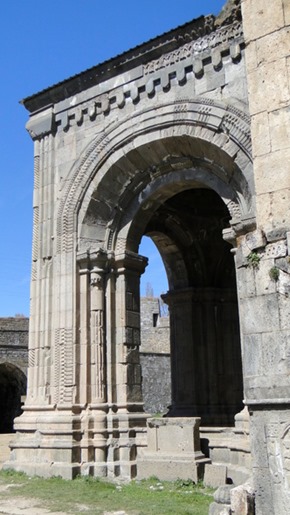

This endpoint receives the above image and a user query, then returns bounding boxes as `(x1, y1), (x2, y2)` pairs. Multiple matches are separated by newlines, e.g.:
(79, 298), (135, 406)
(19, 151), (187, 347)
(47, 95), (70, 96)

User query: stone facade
(5, 1), (290, 512)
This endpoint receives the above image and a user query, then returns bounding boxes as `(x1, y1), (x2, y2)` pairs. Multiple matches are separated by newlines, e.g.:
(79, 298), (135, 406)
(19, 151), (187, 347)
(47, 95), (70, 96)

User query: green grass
(0, 470), (214, 514)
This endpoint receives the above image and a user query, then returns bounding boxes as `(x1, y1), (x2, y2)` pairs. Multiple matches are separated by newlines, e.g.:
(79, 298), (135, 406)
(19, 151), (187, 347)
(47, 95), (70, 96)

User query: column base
(4, 405), (149, 480)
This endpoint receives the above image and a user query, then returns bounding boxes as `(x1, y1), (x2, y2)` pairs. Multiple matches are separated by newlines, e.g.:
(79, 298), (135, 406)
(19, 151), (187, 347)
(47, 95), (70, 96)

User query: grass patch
(0, 470), (213, 514)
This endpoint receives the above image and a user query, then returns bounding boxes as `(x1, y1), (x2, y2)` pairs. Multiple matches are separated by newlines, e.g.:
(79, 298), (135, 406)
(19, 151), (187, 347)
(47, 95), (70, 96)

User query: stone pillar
(77, 250), (108, 476)
(240, 2), (290, 512)
(164, 287), (242, 425)
(89, 252), (107, 405)
(164, 289), (195, 417)
(113, 251), (148, 408)
(107, 251), (149, 479)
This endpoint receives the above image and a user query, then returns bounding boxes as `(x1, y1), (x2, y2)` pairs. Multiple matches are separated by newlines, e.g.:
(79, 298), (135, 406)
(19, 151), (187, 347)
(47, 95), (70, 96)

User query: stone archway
(7, 98), (254, 479)
(6, 0), (258, 475)
(7, 1), (290, 508)
(0, 363), (26, 433)
(73, 100), (253, 465)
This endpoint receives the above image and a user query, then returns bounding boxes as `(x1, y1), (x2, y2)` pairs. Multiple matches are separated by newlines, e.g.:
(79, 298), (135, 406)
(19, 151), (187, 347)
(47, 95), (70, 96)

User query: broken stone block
(204, 463), (227, 488)
(230, 480), (255, 514)
(245, 229), (266, 252)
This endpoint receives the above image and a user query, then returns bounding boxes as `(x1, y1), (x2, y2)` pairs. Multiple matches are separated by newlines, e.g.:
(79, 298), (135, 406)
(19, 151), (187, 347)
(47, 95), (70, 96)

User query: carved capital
(113, 251), (148, 275)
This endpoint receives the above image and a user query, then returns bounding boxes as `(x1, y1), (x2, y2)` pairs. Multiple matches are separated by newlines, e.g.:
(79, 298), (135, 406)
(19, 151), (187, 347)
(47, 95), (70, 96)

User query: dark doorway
(0, 363), (26, 433)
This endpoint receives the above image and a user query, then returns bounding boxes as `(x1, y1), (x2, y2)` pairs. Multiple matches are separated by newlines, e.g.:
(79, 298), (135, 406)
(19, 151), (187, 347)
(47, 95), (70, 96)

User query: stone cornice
(21, 9), (243, 116)
(21, 15), (214, 114)
(26, 21), (245, 139)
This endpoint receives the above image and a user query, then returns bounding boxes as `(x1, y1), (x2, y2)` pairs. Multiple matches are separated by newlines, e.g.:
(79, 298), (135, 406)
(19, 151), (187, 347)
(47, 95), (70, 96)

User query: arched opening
(76, 122), (252, 427)
(138, 188), (243, 425)
(0, 363), (26, 433)
(72, 107), (253, 477)
(139, 236), (171, 414)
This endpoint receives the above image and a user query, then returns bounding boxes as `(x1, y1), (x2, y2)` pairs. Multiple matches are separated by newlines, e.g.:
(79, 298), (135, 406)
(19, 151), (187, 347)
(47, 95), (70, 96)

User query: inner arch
(139, 188), (243, 425)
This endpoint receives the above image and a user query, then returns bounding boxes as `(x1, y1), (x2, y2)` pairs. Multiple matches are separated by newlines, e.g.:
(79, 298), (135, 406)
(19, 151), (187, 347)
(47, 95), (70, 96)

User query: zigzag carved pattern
(32, 206), (39, 264)
(56, 133), (111, 255)
(222, 112), (251, 158)
(34, 155), (40, 190)
(63, 328), (74, 403)
(53, 328), (74, 404)
(53, 329), (61, 404)
(31, 260), (37, 281)
(28, 348), (35, 367)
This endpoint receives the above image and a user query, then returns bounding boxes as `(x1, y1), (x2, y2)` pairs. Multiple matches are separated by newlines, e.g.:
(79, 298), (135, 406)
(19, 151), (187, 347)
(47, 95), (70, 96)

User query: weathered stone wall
(241, 1), (290, 513)
(140, 298), (170, 353)
(140, 297), (171, 413)
(140, 353), (171, 414)
(0, 318), (28, 373)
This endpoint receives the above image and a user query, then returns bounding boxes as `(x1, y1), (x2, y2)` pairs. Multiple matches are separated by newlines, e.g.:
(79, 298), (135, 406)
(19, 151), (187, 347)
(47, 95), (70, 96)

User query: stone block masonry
(241, 0), (290, 513)
(0, 318), (28, 373)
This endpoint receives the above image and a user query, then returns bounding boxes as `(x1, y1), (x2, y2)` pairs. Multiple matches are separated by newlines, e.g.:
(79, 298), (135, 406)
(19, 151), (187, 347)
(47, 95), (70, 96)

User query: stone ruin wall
(0, 318), (29, 373)
(140, 297), (170, 354)
(140, 298), (171, 414)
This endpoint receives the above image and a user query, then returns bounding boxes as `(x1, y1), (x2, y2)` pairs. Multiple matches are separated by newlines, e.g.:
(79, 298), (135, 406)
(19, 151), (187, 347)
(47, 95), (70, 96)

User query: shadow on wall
(0, 363), (26, 433)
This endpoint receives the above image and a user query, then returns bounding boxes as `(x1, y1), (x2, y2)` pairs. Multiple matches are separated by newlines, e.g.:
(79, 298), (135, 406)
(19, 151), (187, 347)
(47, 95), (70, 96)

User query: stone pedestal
(137, 417), (210, 481)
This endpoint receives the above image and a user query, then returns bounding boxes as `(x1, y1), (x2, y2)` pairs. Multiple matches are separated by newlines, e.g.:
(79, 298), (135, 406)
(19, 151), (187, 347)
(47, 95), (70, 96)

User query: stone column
(106, 251), (148, 479)
(89, 251), (107, 405)
(113, 251), (148, 409)
(163, 289), (195, 417)
(164, 287), (242, 425)
(77, 249), (108, 476)
(77, 252), (91, 406)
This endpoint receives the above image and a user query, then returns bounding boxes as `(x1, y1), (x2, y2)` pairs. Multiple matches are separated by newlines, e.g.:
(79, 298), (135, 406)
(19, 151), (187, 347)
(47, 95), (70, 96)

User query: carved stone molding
(53, 20), (244, 134)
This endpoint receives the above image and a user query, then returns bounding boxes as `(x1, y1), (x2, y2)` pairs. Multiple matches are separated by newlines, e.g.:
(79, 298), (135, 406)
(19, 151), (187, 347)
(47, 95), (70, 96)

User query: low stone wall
(140, 353), (171, 414)
(140, 298), (171, 413)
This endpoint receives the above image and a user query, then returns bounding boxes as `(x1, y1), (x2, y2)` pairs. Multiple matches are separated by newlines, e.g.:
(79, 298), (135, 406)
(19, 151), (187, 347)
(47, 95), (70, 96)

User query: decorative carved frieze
(47, 20), (245, 134)
(144, 21), (243, 75)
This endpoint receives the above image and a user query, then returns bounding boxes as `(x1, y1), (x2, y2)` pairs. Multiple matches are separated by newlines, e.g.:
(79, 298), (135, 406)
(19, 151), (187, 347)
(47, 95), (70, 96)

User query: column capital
(113, 251), (148, 275)
(77, 248), (109, 273)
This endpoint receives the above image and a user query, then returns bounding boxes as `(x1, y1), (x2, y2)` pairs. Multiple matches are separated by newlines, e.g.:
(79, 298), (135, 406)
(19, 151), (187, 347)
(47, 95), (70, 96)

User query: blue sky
(0, 0), (224, 316)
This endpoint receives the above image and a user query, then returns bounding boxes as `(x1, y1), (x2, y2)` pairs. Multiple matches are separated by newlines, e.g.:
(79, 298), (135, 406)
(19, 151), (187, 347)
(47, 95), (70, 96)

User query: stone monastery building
(4, 0), (290, 513)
